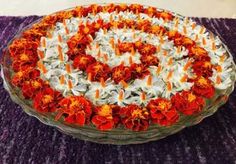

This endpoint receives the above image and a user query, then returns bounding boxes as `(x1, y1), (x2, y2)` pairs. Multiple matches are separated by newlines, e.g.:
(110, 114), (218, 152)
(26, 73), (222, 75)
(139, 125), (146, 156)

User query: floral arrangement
(8, 4), (233, 131)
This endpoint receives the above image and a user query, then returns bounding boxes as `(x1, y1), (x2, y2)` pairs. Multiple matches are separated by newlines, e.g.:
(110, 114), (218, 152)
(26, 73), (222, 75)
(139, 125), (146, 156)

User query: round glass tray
(1, 4), (236, 145)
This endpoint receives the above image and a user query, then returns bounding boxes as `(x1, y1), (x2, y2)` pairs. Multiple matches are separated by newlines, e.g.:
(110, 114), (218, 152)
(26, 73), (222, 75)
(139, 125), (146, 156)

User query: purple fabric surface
(0, 16), (236, 164)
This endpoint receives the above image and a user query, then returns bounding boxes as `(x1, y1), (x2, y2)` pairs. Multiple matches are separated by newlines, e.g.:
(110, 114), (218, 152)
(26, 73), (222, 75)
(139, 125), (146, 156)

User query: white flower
(85, 79), (117, 105)
(131, 91), (155, 106)
(211, 76), (232, 90)
(210, 64), (233, 90)
(109, 89), (135, 107)
(170, 46), (189, 59)
(133, 75), (164, 97)
(49, 76), (87, 96)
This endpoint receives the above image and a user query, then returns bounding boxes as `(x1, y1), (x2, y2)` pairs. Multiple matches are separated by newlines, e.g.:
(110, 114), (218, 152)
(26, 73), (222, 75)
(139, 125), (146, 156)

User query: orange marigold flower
(73, 6), (90, 17)
(32, 21), (54, 32)
(106, 3), (117, 12)
(66, 33), (91, 59)
(22, 28), (46, 42)
(174, 36), (195, 48)
(167, 30), (181, 40)
(11, 68), (40, 87)
(192, 61), (213, 78)
(12, 60), (37, 72)
(171, 91), (205, 115)
(99, 3), (115, 13)
(137, 43), (156, 55)
(191, 76), (215, 98)
(120, 104), (149, 131)
(181, 37), (196, 47)
(129, 4), (144, 13)
(136, 20), (151, 32)
(67, 33), (90, 49)
(91, 19), (104, 30)
(13, 53), (38, 62)
(12, 53), (39, 72)
(140, 54), (159, 66)
(115, 4), (128, 12)
(41, 15), (59, 25)
(78, 24), (96, 36)
(188, 46), (210, 61)
(112, 64), (132, 83)
(21, 78), (48, 99)
(86, 62), (111, 81)
(57, 96), (92, 125)
(67, 48), (86, 60)
(148, 25), (166, 35)
(156, 11), (173, 21)
(73, 54), (96, 71)
(134, 40), (143, 49)
(102, 22), (112, 30)
(117, 42), (134, 53)
(33, 88), (63, 113)
(130, 63), (150, 79)
(144, 6), (158, 17)
(87, 4), (103, 14)
(147, 98), (179, 126)
(9, 39), (38, 58)
(55, 10), (74, 20)
(92, 105), (120, 131)
(123, 19), (136, 28)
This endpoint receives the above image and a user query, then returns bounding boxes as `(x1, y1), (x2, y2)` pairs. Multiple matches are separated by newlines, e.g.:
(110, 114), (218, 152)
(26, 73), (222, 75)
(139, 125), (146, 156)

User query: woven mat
(0, 16), (236, 164)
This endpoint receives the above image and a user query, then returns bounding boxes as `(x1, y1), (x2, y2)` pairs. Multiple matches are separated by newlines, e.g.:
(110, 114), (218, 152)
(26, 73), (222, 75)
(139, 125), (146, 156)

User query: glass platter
(1, 4), (236, 145)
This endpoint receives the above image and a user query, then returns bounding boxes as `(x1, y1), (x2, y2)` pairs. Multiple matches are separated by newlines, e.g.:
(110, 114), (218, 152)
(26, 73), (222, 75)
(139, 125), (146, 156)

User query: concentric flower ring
(8, 4), (234, 131)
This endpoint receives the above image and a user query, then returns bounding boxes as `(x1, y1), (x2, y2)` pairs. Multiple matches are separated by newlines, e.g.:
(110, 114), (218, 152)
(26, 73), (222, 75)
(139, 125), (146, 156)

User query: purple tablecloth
(0, 16), (236, 164)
